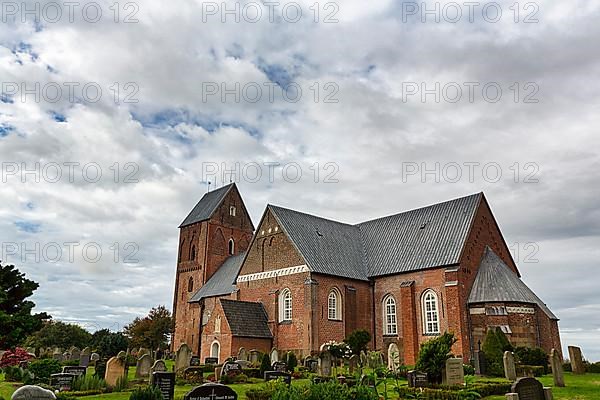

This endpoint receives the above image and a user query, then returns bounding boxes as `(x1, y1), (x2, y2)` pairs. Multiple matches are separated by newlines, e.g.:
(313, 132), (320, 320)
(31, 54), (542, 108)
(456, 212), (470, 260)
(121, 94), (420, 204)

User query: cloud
(0, 0), (599, 360)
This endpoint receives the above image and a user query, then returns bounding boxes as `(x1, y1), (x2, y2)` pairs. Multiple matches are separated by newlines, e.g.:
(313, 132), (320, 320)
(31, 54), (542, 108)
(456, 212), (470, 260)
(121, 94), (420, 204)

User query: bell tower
(171, 183), (254, 352)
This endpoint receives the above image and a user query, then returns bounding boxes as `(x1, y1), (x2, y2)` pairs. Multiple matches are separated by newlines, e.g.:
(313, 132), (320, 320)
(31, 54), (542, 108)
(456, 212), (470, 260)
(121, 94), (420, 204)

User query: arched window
(179, 239), (185, 262)
(228, 239), (235, 255)
(328, 289), (341, 320)
(383, 295), (397, 335)
(422, 290), (440, 335)
(187, 277), (194, 292)
(279, 289), (292, 322)
(211, 341), (220, 361)
(190, 244), (196, 261)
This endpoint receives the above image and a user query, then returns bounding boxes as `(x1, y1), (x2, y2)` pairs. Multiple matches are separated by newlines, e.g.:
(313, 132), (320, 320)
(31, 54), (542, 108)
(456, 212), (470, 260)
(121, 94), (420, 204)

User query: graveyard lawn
(2, 371), (600, 400)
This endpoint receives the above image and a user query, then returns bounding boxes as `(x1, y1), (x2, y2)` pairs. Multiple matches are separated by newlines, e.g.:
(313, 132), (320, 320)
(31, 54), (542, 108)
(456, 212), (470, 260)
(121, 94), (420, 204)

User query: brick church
(171, 183), (561, 365)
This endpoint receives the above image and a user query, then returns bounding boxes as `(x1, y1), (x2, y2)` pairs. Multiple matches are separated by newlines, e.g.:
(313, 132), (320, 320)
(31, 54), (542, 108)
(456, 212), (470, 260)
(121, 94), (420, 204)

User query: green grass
(2, 369), (600, 400)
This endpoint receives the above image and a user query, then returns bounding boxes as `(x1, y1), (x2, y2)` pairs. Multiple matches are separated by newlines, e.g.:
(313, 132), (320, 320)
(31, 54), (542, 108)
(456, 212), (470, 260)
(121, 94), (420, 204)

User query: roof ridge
(268, 204), (357, 227)
(179, 183), (236, 227)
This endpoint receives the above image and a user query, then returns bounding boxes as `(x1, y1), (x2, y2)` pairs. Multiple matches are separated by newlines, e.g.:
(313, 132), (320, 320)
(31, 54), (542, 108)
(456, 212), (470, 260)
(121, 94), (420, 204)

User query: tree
(95, 331), (129, 357)
(482, 327), (513, 377)
(124, 305), (173, 350)
(415, 332), (457, 384)
(0, 263), (50, 348)
(24, 320), (92, 349)
(344, 329), (371, 356)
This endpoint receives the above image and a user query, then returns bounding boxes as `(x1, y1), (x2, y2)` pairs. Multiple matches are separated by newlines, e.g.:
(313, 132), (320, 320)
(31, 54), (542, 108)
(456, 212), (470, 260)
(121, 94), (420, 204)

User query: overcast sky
(1, 0), (599, 360)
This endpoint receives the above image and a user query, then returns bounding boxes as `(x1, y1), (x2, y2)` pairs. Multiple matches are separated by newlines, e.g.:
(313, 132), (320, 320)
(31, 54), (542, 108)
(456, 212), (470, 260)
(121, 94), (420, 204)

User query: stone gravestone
(63, 351), (71, 361)
(70, 347), (81, 361)
(476, 351), (487, 375)
(407, 370), (428, 388)
(387, 343), (400, 371)
(63, 366), (87, 378)
(150, 360), (168, 385)
(304, 358), (318, 373)
(249, 350), (260, 364)
(190, 356), (201, 366)
(136, 354), (153, 378)
(204, 357), (218, 365)
(264, 371), (292, 385)
(105, 355), (127, 386)
(319, 351), (332, 376)
(183, 383), (237, 400)
(550, 348), (565, 387)
(510, 377), (545, 400)
(11, 385), (56, 400)
(175, 343), (192, 372)
(90, 353), (100, 363)
(349, 355), (359, 374)
(504, 351), (517, 381)
(80, 347), (91, 367)
(444, 358), (464, 385)
(272, 361), (287, 372)
(270, 349), (279, 363)
(568, 346), (585, 374)
(221, 361), (243, 377)
(53, 349), (63, 361)
(359, 351), (367, 367)
(237, 347), (247, 361)
(50, 373), (77, 391)
(152, 372), (175, 400)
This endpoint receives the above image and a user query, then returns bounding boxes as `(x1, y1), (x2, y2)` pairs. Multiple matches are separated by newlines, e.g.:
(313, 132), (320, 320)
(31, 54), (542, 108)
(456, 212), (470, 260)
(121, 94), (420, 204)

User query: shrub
(344, 330), (372, 356)
(463, 364), (475, 375)
(516, 365), (544, 377)
(285, 352), (298, 372)
(3, 365), (25, 382)
(242, 368), (261, 378)
(415, 332), (457, 384)
(94, 360), (107, 379)
(234, 373), (248, 383)
(514, 347), (548, 374)
(128, 385), (162, 400)
(0, 348), (34, 368)
(28, 358), (62, 384)
(113, 375), (129, 392)
(586, 361), (600, 373)
(482, 328), (513, 377)
(259, 353), (271, 377)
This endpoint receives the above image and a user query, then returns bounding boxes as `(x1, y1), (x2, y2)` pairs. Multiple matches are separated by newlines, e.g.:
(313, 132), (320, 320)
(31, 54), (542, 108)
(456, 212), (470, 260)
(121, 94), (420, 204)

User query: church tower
(172, 183), (254, 353)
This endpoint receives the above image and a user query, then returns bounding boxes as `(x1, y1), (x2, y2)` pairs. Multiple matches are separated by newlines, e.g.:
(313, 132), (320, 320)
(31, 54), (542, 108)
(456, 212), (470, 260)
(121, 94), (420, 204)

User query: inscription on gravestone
(407, 370), (428, 388)
(152, 372), (175, 400)
(51, 373), (76, 391)
(63, 366), (87, 377)
(204, 357), (218, 365)
(264, 371), (292, 385)
(190, 356), (200, 366)
(444, 358), (464, 385)
(183, 383), (237, 400)
(221, 361), (242, 376)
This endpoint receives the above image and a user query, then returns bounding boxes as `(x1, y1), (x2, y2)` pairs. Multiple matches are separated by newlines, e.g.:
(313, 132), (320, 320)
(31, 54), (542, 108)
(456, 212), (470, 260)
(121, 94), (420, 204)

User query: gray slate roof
(220, 299), (273, 338)
(268, 193), (482, 280)
(189, 253), (245, 302)
(179, 183), (234, 227)
(468, 247), (558, 320)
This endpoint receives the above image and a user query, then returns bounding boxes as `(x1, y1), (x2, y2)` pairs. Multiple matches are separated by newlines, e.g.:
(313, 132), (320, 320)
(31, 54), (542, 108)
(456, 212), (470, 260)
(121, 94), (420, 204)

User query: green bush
(514, 347), (548, 374)
(94, 360), (107, 379)
(3, 365), (25, 382)
(28, 358), (62, 384)
(344, 330), (372, 356)
(242, 367), (261, 378)
(482, 328), (513, 377)
(285, 352), (298, 372)
(463, 364), (475, 375)
(586, 361), (600, 373)
(415, 332), (457, 384)
(259, 353), (271, 377)
(129, 385), (162, 400)
(515, 365), (544, 377)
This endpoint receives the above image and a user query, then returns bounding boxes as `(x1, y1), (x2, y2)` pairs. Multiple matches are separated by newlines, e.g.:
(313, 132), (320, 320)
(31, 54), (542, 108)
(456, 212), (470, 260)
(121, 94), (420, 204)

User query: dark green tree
(96, 331), (129, 357)
(482, 327), (513, 376)
(344, 329), (371, 356)
(415, 332), (457, 384)
(0, 263), (50, 348)
(123, 305), (173, 350)
(259, 353), (271, 377)
(24, 320), (92, 349)
(91, 329), (111, 349)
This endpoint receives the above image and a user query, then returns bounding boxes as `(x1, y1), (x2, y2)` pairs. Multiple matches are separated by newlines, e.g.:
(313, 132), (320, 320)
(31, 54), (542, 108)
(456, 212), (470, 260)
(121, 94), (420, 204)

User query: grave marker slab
(444, 358), (464, 385)
(511, 377), (545, 400)
(152, 372), (175, 400)
(105, 356), (127, 386)
(80, 347), (91, 367)
(63, 366), (87, 377)
(183, 383), (237, 400)
(136, 354), (153, 378)
(388, 343), (400, 371)
(504, 351), (517, 382)
(11, 385), (56, 400)
(264, 371), (292, 385)
(407, 370), (428, 388)
(568, 346), (585, 374)
(270, 349), (279, 363)
(190, 356), (200, 366)
(237, 348), (247, 361)
(50, 373), (76, 391)
(204, 357), (218, 365)
(249, 350), (260, 364)
(272, 361), (287, 372)
(176, 344), (192, 372)
(319, 351), (332, 376)
(550, 349), (565, 387)
(221, 361), (243, 376)
(349, 355), (358, 374)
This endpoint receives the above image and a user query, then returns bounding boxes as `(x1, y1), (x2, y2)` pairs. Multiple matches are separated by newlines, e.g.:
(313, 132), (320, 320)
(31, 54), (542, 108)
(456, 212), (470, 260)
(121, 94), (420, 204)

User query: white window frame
(228, 239), (235, 255)
(422, 290), (441, 335)
(328, 289), (341, 320)
(383, 295), (397, 336)
(279, 288), (292, 322)
(229, 206), (236, 216)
